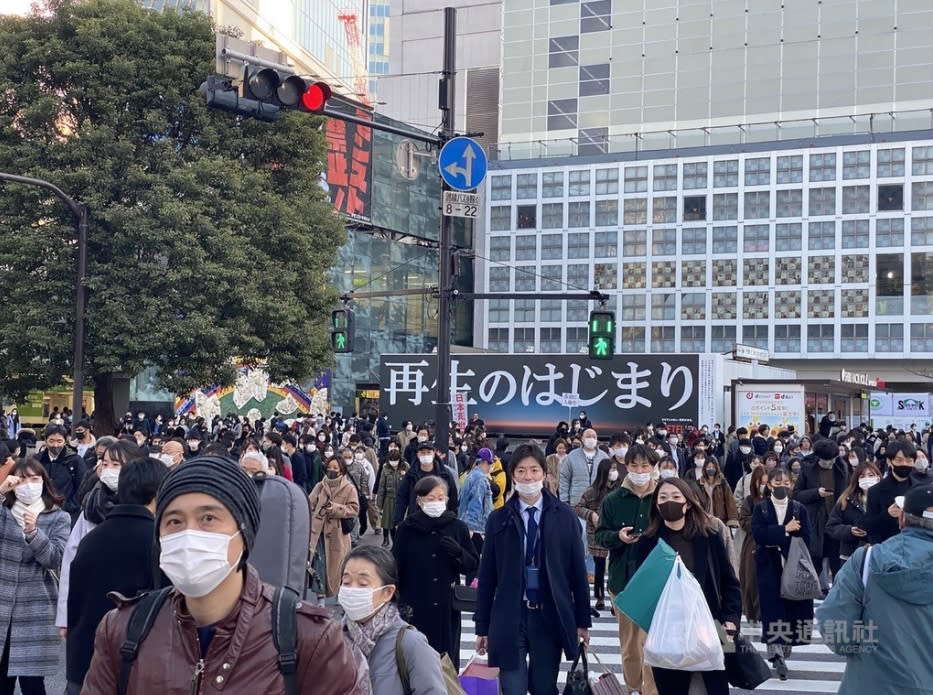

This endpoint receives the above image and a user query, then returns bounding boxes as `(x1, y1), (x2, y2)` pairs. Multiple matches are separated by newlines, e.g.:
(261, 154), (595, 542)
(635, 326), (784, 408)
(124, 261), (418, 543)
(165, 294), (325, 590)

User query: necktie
(525, 506), (538, 567)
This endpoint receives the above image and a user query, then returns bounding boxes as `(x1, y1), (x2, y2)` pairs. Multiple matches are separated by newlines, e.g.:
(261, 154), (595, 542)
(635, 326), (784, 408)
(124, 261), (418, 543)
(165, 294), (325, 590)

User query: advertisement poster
(326, 109), (373, 222)
(734, 383), (806, 436)
(870, 391), (931, 430)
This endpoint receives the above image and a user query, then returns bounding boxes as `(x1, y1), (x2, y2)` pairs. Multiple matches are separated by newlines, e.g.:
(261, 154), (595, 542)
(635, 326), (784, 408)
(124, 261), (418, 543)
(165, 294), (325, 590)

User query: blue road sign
(438, 136), (488, 191)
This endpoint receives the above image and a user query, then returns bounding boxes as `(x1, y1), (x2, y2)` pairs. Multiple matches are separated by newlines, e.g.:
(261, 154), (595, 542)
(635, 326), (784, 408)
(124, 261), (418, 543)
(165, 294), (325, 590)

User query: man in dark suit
(64, 456), (168, 695)
(475, 444), (592, 695)
(863, 439), (919, 545)
(38, 424), (87, 521)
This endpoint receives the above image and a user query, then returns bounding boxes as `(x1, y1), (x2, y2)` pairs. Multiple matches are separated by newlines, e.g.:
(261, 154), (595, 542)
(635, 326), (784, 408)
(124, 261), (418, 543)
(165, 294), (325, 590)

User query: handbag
(395, 626), (466, 695)
(451, 583), (477, 613)
(614, 538), (676, 632)
(562, 642), (592, 695)
(724, 633), (771, 689)
(588, 650), (626, 695)
(339, 516), (354, 534)
(779, 536), (823, 601)
(459, 656), (499, 695)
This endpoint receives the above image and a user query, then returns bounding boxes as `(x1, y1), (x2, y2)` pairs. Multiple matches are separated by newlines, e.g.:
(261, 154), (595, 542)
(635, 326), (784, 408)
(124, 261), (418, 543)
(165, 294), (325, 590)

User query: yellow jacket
(490, 458), (507, 509)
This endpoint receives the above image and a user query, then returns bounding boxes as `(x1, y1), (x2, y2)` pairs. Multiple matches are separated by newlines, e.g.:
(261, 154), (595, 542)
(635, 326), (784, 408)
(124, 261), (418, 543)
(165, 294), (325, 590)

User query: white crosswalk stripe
(459, 602), (846, 694)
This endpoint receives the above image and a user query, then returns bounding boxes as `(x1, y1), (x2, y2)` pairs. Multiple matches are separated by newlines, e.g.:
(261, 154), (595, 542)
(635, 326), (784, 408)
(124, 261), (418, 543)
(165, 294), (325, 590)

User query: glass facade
(481, 135), (933, 357)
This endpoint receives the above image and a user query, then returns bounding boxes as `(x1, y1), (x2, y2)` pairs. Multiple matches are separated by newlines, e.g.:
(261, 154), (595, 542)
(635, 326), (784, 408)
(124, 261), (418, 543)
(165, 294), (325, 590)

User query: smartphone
(629, 532), (642, 540)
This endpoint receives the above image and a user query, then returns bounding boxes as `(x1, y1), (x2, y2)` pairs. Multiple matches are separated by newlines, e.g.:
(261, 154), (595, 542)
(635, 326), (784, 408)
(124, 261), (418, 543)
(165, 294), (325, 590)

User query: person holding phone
(826, 461), (881, 564)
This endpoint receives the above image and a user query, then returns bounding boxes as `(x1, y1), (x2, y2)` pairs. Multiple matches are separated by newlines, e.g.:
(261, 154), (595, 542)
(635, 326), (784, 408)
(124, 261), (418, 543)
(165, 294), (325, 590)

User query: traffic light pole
(434, 6), (457, 454)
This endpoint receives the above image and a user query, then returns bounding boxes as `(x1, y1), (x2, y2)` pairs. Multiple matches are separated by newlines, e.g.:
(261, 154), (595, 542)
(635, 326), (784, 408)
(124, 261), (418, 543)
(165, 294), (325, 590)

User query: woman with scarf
(574, 457), (621, 612)
(309, 456), (360, 597)
(0, 459), (70, 693)
(393, 475), (477, 669)
(55, 440), (143, 637)
(341, 545), (446, 695)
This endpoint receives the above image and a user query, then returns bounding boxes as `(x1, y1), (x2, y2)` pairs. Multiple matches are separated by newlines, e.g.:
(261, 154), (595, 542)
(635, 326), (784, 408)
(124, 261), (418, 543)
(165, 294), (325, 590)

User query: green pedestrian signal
(588, 310), (615, 360)
(330, 309), (354, 353)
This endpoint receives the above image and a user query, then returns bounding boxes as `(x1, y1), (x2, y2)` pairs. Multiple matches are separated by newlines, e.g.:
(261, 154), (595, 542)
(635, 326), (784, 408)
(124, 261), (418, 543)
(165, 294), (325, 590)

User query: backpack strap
(394, 625), (416, 695)
(860, 544), (873, 590)
(118, 587), (173, 695)
(272, 587), (300, 695)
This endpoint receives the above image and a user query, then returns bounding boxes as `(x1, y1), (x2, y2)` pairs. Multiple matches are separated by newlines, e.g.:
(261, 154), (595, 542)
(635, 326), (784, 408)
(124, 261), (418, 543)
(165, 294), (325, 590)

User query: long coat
(751, 498), (814, 646)
(690, 474), (739, 525)
(474, 490), (592, 671)
(0, 504), (70, 676)
(377, 462), (408, 529)
(309, 477), (359, 596)
(825, 494), (869, 560)
(738, 496), (762, 622)
(393, 510), (478, 669)
(793, 458), (849, 557)
(574, 481), (619, 557)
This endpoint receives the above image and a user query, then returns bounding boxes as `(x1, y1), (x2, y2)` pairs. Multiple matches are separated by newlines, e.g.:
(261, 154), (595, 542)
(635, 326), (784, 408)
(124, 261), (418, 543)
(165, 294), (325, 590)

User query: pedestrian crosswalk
(458, 603), (845, 694)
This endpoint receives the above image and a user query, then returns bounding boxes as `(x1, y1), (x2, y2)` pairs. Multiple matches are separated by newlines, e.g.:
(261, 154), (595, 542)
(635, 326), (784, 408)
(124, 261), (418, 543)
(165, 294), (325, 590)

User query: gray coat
(0, 505), (70, 676)
(559, 447), (609, 506)
(367, 617), (447, 695)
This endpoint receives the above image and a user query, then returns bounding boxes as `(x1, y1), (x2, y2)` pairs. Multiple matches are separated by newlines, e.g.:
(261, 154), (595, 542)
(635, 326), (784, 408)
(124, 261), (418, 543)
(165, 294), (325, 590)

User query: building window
(489, 299), (510, 323)
(776, 189), (803, 218)
(912, 181), (933, 211)
(682, 228), (707, 255)
(594, 230), (617, 257)
(743, 224), (770, 253)
(877, 148), (905, 177)
(568, 201), (591, 227)
(549, 36), (579, 68)
(621, 293), (646, 320)
(489, 236), (510, 261)
(682, 260), (706, 287)
(744, 291), (769, 319)
(620, 326), (646, 352)
(713, 193), (738, 221)
(595, 200), (618, 227)
(566, 327), (588, 353)
(808, 289), (835, 318)
(842, 150), (870, 179)
(808, 221), (836, 251)
(624, 166), (648, 192)
(540, 298), (562, 319)
(581, 0), (611, 33)
(713, 160), (739, 187)
(539, 327), (562, 352)
(744, 157), (771, 186)
(712, 258), (737, 286)
(775, 291), (801, 318)
(540, 266), (562, 292)
(743, 325), (769, 350)
(515, 301), (537, 324)
(651, 326), (676, 351)
(807, 324), (834, 352)
(744, 259), (770, 285)
(776, 155), (803, 184)
(623, 198), (648, 224)
(513, 205), (534, 230)
(683, 162), (708, 189)
(808, 255), (836, 284)
(680, 326), (706, 352)
(842, 219), (869, 248)
(911, 324), (933, 352)
(876, 323), (904, 352)
(652, 228), (677, 256)
(541, 203), (563, 229)
(809, 187), (836, 216)
(542, 171), (564, 198)
(776, 223), (802, 251)
(651, 293), (676, 320)
(878, 184), (903, 211)
(744, 191), (770, 219)
(489, 266), (509, 291)
(776, 257), (802, 285)
(490, 176), (511, 201)
(595, 168), (619, 195)
(653, 197), (677, 224)
(681, 293), (705, 320)
(712, 226), (738, 253)
(912, 217), (933, 246)
(711, 325), (737, 352)
(840, 324), (869, 352)
(842, 186), (870, 214)
(653, 164), (677, 191)
(841, 288), (869, 317)
(595, 262), (617, 289)
(711, 292), (736, 319)
(514, 174), (537, 199)
(912, 146), (933, 175)
(569, 169), (591, 196)
(841, 254), (869, 283)
(623, 229), (647, 256)
(652, 261), (676, 288)
(541, 234), (563, 261)
(567, 232), (590, 258)
(488, 328), (509, 350)
(774, 325), (801, 352)
(877, 218), (904, 247)
(876, 253), (904, 316)
(578, 127), (609, 156)
(490, 206), (511, 231)
(515, 235), (536, 261)
(547, 99), (577, 131)
(683, 195), (706, 221)
(912, 252), (933, 316)
(515, 268), (535, 291)
(810, 153), (837, 182)
(579, 63), (610, 96)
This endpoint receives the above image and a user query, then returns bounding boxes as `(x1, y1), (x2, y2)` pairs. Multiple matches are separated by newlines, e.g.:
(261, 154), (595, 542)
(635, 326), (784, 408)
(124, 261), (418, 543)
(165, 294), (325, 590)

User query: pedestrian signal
(588, 310), (615, 360)
(330, 309), (354, 353)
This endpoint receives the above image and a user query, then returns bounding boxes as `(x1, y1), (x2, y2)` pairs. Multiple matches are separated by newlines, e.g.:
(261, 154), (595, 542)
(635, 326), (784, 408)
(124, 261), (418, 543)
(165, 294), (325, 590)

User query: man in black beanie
(82, 456), (363, 694)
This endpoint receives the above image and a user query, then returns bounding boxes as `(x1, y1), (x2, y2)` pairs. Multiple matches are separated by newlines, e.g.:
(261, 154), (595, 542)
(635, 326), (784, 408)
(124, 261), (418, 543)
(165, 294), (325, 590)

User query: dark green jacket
(594, 480), (657, 596)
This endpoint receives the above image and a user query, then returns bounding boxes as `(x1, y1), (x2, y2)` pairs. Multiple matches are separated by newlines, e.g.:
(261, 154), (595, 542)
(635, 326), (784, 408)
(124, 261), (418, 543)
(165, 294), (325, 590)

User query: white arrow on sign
(443, 142), (477, 185)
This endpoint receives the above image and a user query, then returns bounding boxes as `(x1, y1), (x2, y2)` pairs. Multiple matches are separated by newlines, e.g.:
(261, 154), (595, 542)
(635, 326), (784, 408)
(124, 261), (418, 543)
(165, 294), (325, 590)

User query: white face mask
(583, 437), (597, 450)
(421, 500), (447, 517)
(14, 482), (43, 505)
(628, 471), (652, 487)
(694, 457), (706, 466)
(608, 470), (619, 482)
(157, 454), (176, 468)
(338, 585), (389, 622)
(187, 441), (199, 451)
(614, 447), (628, 459)
(916, 459), (930, 473)
(848, 457), (860, 467)
(159, 529), (241, 598)
(99, 468), (120, 492)
(739, 446), (752, 455)
(418, 455), (435, 466)
(417, 435), (428, 443)
(324, 450), (334, 458)
(659, 469), (677, 480)
(774, 446), (783, 453)
(858, 476), (880, 491)
(354, 454), (365, 462)
(669, 437), (679, 446)
(514, 480), (543, 498)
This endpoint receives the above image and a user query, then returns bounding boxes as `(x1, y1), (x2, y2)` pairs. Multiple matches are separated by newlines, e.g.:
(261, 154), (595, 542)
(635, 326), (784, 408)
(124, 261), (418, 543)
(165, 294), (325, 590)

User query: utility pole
(434, 6), (456, 455)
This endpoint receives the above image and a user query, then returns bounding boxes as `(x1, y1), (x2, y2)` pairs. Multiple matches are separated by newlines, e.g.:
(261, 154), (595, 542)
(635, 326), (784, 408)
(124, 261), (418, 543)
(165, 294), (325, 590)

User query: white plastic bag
(643, 556), (725, 672)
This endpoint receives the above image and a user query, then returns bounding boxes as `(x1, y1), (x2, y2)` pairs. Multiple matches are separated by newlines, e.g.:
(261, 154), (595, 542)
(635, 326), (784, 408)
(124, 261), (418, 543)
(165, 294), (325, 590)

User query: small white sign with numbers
(443, 190), (480, 218)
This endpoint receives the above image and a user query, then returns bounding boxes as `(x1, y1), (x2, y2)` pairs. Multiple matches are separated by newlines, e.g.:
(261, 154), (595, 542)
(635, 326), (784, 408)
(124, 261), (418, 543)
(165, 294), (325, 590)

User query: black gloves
(439, 535), (462, 559)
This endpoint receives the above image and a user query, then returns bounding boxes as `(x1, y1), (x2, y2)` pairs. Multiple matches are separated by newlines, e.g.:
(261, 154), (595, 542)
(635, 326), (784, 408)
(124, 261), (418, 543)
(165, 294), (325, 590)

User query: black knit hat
(155, 455), (261, 557)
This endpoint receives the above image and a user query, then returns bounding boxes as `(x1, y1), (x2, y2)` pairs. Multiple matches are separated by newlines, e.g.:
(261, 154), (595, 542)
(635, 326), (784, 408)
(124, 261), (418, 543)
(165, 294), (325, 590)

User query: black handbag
(724, 633), (771, 690)
(451, 584), (477, 612)
(563, 642), (592, 695)
(340, 517), (355, 534)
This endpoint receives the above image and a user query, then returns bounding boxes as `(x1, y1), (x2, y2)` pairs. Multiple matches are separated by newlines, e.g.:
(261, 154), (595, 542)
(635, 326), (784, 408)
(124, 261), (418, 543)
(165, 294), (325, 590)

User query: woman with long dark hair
(632, 477), (741, 695)
(574, 457), (621, 611)
(738, 465), (769, 623)
(826, 460), (880, 564)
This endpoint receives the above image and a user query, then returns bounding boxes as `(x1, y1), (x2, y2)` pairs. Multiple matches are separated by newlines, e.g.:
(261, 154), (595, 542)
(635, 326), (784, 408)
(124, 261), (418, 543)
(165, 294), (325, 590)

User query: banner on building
(733, 383), (807, 437)
(379, 354), (704, 436)
(453, 392), (468, 431)
(326, 109), (373, 222)
(870, 391), (931, 429)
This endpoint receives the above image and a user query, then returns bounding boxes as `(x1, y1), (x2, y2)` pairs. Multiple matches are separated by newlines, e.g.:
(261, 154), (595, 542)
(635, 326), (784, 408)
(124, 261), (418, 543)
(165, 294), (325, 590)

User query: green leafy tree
(0, 0), (343, 431)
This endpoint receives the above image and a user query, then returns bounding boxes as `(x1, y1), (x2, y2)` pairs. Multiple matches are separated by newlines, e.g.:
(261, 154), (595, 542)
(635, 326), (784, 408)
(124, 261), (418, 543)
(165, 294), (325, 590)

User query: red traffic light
(301, 82), (332, 113)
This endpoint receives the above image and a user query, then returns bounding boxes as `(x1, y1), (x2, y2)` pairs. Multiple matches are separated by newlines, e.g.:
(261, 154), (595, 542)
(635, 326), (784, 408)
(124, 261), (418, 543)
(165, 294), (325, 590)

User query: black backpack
(117, 586), (300, 695)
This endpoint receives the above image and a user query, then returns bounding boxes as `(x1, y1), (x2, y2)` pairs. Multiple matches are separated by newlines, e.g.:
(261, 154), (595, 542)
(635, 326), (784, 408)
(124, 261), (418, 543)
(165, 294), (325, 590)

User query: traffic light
(242, 66), (332, 113)
(331, 309), (354, 353)
(198, 76), (280, 122)
(588, 310), (615, 360)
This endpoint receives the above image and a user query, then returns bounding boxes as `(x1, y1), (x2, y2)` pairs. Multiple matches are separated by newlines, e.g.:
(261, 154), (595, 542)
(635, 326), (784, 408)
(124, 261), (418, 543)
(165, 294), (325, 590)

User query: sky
(0, 0), (37, 15)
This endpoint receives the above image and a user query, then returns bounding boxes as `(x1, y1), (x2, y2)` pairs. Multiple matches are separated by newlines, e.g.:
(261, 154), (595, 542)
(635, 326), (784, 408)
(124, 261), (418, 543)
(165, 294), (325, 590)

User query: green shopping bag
(613, 538), (677, 632)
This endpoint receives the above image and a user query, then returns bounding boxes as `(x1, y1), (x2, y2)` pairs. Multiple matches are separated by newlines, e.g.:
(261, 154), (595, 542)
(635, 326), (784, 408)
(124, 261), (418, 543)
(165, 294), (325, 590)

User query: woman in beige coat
(309, 456), (359, 596)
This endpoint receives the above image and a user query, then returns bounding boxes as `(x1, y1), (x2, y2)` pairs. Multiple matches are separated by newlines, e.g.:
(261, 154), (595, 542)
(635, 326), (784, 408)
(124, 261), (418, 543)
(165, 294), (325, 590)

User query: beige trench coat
(309, 477), (360, 596)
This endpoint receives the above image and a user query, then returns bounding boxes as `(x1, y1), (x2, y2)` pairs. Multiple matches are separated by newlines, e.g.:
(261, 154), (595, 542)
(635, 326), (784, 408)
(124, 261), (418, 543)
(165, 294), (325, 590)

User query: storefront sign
(734, 383), (807, 437)
(840, 369), (882, 388)
(870, 391), (931, 429)
(733, 344), (769, 362)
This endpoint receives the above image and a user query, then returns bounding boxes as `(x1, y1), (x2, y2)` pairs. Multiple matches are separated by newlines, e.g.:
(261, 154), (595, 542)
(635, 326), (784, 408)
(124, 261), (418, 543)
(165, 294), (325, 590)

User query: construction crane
(337, 11), (370, 105)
